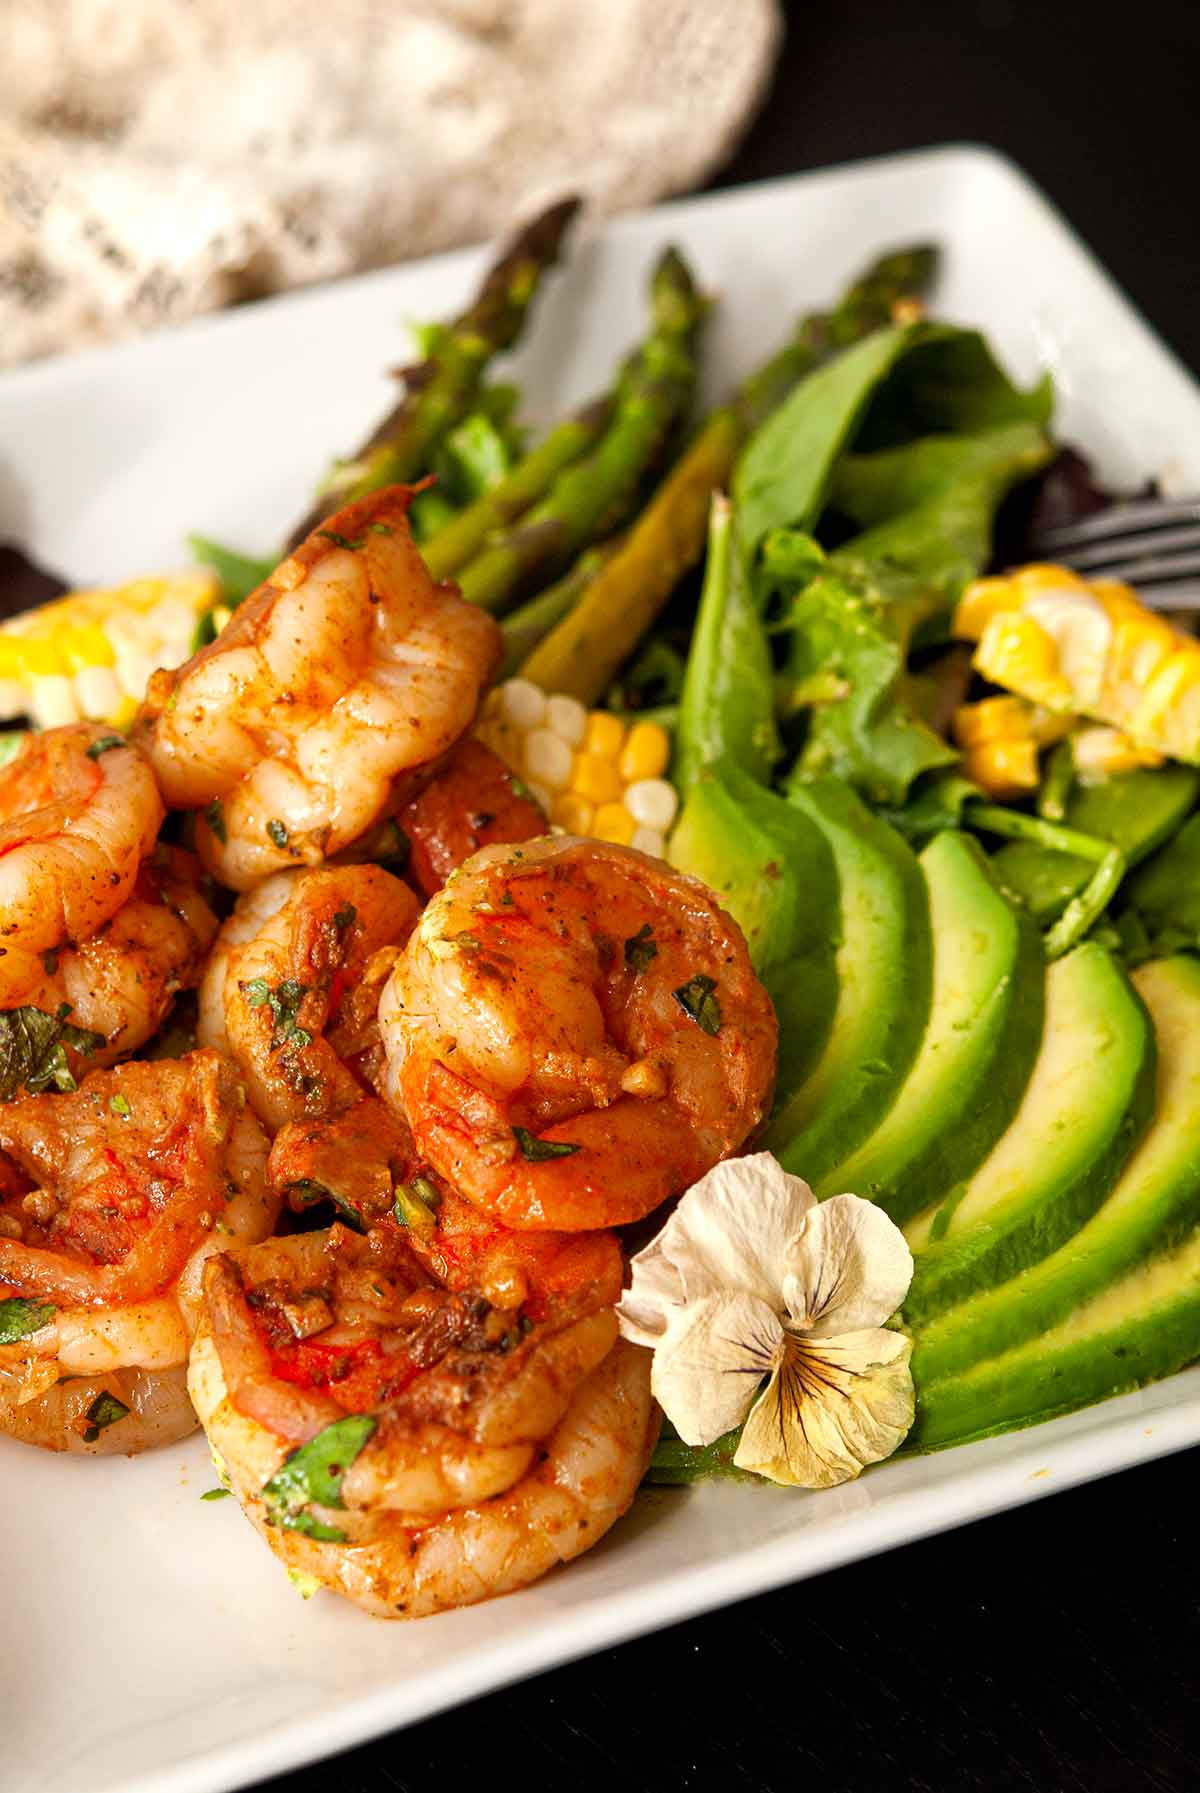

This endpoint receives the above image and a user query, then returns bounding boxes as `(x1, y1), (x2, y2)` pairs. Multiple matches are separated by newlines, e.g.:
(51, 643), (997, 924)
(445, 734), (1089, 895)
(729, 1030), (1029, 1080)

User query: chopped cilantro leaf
(624, 924), (658, 973)
(673, 974), (721, 1035)
(81, 1390), (130, 1443)
(0, 1297), (55, 1345)
(316, 529), (366, 551)
(286, 1178), (366, 1233)
(201, 1487), (233, 1501)
(0, 1005), (105, 1100)
(85, 734), (124, 760)
(109, 1093), (131, 1118)
(204, 798), (227, 844)
(266, 818), (290, 850)
(261, 1413), (377, 1542)
(513, 1126), (581, 1162)
(332, 904), (357, 932)
(239, 977), (310, 1050)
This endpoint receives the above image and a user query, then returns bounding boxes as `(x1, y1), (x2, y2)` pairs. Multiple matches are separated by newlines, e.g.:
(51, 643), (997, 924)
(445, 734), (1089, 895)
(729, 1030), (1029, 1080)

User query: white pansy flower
(618, 1152), (915, 1489)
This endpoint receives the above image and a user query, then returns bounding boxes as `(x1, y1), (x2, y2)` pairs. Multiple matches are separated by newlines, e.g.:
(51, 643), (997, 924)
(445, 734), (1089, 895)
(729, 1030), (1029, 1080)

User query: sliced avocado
(668, 759), (840, 1096)
(903, 942), (1155, 1327)
(764, 775), (932, 1187)
(993, 764), (1199, 922)
(910, 1224), (1200, 1451)
(913, 955), (1200, 1394)
(818, 830), (1044, 1222)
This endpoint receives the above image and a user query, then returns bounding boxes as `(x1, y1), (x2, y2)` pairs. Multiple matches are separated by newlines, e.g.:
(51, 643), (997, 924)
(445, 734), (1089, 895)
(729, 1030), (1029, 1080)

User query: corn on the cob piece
(950, 694), (1074, 800)
(0, 572), (220, 728)
(477, 676), (677, 856)
(955, 563), (1200, 764)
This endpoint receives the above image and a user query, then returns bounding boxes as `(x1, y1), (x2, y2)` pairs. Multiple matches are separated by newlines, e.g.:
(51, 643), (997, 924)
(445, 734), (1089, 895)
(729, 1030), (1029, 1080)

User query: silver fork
(1028, 495), (1200, 610)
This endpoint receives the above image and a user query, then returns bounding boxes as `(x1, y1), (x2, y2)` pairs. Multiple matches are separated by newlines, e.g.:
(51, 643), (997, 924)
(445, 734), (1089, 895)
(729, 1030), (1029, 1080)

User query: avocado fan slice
(816, 829), (1045, 1222)
(763, 775), (933, 1189)
(902, 942), (1156, 1328)
(667, 758), (840, 1100)
(910, 954), (1200, 1439)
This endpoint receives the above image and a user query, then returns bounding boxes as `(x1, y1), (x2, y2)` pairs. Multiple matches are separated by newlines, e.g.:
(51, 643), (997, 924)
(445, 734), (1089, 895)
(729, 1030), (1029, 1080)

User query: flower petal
(651, 1290), (784, 1447)
(783, 1193), (913, 1337)
(733, 1327), (914, 1488)
(654, 1151), (817, 1309)
(616, 1240), (687, 1346)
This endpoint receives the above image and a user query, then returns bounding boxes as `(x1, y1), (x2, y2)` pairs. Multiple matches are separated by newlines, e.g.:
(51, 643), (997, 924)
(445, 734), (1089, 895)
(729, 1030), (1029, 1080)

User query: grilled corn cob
(477, 676), (677, 856)
(956, 564), (1200, 763)
(0, 572), (220, 728)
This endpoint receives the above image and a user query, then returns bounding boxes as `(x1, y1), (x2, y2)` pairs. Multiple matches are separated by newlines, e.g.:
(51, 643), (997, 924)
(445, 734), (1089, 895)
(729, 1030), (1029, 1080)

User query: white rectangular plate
(4, 145), (1200, 1793)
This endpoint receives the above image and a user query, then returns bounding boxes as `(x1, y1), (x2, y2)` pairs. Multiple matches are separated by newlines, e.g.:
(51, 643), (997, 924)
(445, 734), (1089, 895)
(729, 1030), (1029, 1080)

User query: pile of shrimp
(0, 486), (777, 1618)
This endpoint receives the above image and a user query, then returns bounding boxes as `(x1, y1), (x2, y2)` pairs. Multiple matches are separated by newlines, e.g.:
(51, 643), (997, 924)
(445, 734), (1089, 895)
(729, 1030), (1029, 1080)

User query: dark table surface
(266, 5), (1199, 1789)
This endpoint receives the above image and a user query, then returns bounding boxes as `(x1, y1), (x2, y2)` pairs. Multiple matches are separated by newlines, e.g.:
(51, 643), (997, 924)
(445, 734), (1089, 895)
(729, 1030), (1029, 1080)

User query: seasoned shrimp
(1, 845), (218, 1072)
(138, 488), (502, 890)
(395, 738), (547, 899)
(379, 836), (777, 1230)
(198, 865), (419, 1133)
(0, 1051), (275, 1453)
(0, 723), (163, 1002)
(269, 1094), (418, 1232)
(188, 1204), (656, 1617)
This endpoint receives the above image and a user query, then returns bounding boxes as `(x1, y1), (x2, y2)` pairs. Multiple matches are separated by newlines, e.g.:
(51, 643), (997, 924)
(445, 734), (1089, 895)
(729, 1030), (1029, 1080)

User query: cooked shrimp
(268, 1094), (418, 1232)
(0, 723), (163, 1002)
(1, 845), (218, 1072)
(379, 836), (777, 1230)
(138, 488), (502, 890)
(394, 738), (547, 899)
(188, 1206), (656, 1617)
(198, 864), (419, 1133)
(0, 1051), (275, 1453)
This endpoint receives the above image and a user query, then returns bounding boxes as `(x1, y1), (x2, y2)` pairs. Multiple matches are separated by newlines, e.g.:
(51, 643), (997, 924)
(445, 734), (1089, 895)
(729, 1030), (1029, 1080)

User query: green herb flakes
(81, 1390), (131, 1443)
(393, 1177), (440, 1235)
(204, 798), (228, 844)
(673, 974), (721, 1035)
(0, 1297), (55, 1345)
(261, 1413), (377, 1542)
(239, 978), (310, 1050)
(316, 529), (366, 552)
(108, 1093), (132, 1118)
(201, 1486), (233, 1501)
(85, 734), (124, 760)
(624, 923), (658, 973)
(332, 904), (357, 932)
(266, 818), (290, 850)
(513, 1126), (581, 1162)
(0, 1005), (105, 1100)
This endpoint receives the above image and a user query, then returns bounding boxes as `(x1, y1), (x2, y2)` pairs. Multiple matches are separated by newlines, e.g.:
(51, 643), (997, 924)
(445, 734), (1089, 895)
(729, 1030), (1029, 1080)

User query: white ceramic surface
(3, 145), (1200, 1793)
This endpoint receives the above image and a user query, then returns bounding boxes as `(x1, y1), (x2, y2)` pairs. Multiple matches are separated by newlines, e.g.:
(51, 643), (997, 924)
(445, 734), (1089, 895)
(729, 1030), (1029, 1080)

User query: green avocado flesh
(763, 775), (932, 1188)
(902, 942), (1155, 1327)
(991, 765), (1199, 922)
(911, 956), (1200, 1420)
(668, 760), (840, 1096)
(818, 830), (1044, 1219)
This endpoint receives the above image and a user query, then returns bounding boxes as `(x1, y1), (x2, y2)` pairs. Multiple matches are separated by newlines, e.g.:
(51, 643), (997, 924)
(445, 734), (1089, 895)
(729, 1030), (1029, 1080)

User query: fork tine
(1140, 582), (1200, 612)
(1062, 523), (1200, 572)
(1094, 549), (1200, 587)
(1032, 496), (1200, 553)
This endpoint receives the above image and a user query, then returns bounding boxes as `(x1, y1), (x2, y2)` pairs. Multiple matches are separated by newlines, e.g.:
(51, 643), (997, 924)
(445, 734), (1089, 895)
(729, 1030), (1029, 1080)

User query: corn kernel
(974, 613), (1074, 709)
(75, 664), (124, 720)
(619, 720), (671, 782)
(592, 802), (637, 845)
(59, 625), (115, 672)
(550, 792), (595, 834)
(1029, 705), (1076, 747)
(631, 826), (667, 857)
(624, 777), (678, 831)
(584, 711), (626, 760)
(951, 696), (1036, 749)
(1072, 725), (1164, 780)
(524, 781), (553, 814)
(499, 677), (547, 730)
(545, 693), (587, 747)
(523, 727), (574, 792)
(961, 738), (1040, 800)
(28, 674), (79, 728)
(954, 576), (1018, 640)
(571, 751), (624, 806)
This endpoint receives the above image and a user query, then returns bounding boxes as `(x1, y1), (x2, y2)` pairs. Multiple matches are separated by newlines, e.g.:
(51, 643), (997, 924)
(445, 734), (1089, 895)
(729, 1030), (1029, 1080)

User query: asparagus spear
(285, 196), (580, 550)
(422, 396), (614, 581)
(498, 540), (623, 680)
(520, 244), (939, 702)
(455, 247), (706, 614)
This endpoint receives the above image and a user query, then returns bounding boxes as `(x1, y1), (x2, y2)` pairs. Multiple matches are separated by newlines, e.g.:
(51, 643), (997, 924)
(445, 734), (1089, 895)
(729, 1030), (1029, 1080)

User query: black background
(265, 5), (1200, 1789)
